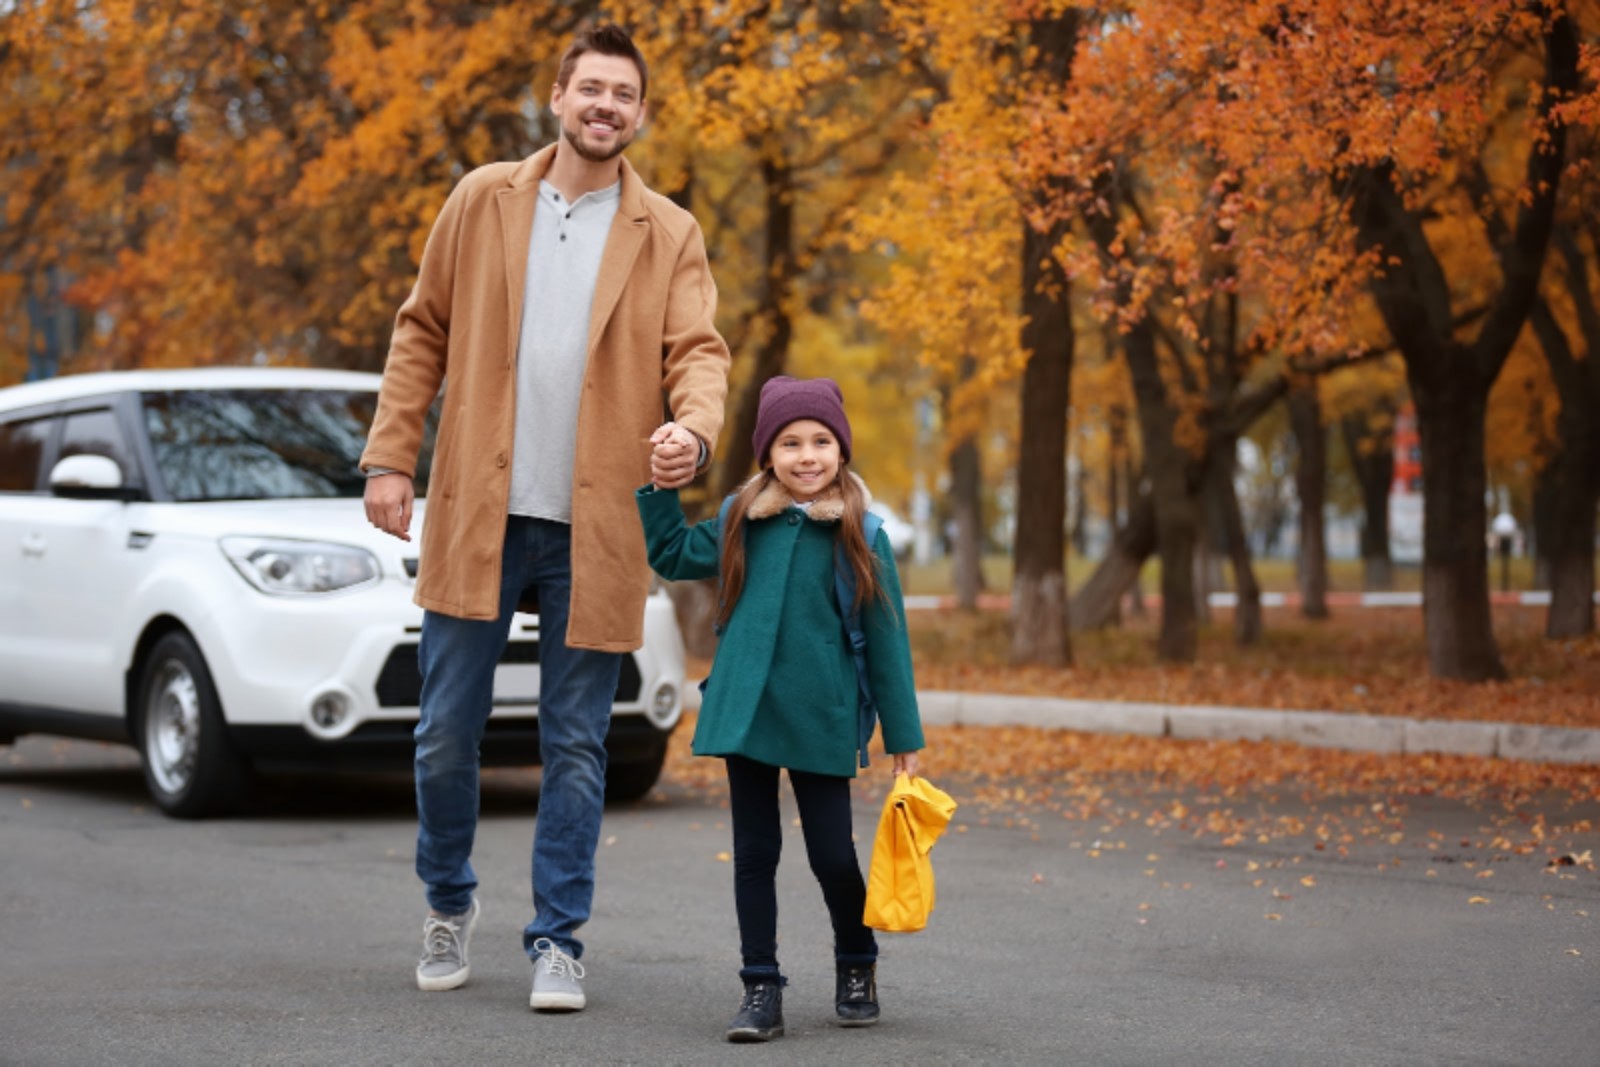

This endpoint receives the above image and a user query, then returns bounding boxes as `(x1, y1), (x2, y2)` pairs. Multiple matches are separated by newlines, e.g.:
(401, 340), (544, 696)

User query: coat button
(788, 513), (800, 526)
(496, 453), (507, 468)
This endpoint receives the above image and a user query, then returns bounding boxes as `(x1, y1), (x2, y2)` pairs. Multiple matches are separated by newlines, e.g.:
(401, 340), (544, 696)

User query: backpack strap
(836, 510), (885, 768)
(711, 494), (737, 637)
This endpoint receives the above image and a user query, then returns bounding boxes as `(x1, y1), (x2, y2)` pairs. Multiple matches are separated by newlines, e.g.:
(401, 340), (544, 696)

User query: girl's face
(768, 419), (841, 503)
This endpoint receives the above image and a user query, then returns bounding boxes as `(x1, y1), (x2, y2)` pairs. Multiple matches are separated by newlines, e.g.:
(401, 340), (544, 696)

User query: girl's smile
(768, 419), (841, 503)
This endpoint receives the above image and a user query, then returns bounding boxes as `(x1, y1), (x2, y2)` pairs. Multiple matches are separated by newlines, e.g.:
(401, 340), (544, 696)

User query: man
(360, 24), (729, 1012)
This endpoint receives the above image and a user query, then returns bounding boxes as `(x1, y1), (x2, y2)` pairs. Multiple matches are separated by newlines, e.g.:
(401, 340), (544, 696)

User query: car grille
(373, 641), (642, 708)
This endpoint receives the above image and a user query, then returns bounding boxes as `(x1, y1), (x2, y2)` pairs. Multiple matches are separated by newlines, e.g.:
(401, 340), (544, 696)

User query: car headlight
(220, 537), (381, 596)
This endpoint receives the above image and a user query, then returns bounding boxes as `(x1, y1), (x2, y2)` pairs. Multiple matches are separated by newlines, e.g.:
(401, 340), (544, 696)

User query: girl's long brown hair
(714, 464), (889, 631)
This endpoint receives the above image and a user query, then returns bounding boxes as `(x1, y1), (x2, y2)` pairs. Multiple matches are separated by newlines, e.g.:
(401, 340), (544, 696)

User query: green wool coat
(636, 475), (924, 778)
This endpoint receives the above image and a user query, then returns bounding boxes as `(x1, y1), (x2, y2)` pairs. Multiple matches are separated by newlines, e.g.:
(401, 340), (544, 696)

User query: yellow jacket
(863, 774), (957, 933)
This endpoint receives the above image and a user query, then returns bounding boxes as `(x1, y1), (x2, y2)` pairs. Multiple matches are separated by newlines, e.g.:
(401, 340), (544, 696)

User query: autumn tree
(1028, 0), (1591, 679)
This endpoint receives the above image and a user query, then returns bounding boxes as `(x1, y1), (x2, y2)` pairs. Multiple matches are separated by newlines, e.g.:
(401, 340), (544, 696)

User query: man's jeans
(414, 515), (622, 961)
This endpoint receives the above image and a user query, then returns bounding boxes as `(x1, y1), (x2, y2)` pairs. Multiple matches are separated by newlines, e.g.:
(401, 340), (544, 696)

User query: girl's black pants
(724, 754), (878, 981)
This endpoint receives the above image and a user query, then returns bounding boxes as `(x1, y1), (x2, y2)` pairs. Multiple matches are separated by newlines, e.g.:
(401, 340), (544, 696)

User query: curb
(912, 691), (1600, 767)
(680, 685), (1599, 766)
(901, 590), (1600, 611)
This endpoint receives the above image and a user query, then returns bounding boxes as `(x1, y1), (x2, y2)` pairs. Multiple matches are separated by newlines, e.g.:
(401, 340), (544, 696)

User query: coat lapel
(496, 146), (558, 366)
(587, 158), (649, 358)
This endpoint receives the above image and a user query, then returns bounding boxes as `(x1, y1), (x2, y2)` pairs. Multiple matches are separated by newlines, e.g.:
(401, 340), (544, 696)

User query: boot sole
(726, 1026), (785, 1042)
(836, 1016), (879, 1028)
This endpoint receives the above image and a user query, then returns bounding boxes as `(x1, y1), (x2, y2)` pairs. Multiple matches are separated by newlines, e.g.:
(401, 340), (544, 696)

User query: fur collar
(743, 470), (873, 522)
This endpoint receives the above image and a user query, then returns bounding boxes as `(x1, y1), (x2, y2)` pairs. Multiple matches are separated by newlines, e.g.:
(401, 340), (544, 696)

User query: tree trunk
(1341, 413), (1396, 591)
(1412, 370), (1505, 678)
(1070, 490), (1156, 630)
(1126, 310), (1200, 661)
(950, 432), (985, 612)
(1209, 443), (1262, 644)
(1086, 189), (1198, 661)
(1531, 470), (1556, 591)
(1124, 452), (1147, 617)
(1543, 444), (1598, 638)
(1009, 280), (1073, 659)
(713, 156), (795, 499)
(1345, 12), (1573, 679)
(1010, 305), (1073, 659)
(1008, 9), (1079, 665)
(1528, 285), (1599, 638)
(1289, 388), (1330, 619)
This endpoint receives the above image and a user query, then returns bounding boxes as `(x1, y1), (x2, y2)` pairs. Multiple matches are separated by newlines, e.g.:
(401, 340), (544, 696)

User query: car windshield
(141, 388), (436, 502)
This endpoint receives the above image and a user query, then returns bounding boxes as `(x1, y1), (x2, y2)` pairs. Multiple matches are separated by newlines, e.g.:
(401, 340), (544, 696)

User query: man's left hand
(650, 422), (700, 489)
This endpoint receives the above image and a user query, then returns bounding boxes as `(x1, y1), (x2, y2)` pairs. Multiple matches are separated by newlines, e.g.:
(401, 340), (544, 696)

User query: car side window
(0, 415), (58, 493)
(58, 408), (140, 485)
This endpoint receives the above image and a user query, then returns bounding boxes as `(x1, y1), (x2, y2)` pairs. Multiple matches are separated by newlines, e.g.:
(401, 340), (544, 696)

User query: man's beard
(564, 114), (632, 163)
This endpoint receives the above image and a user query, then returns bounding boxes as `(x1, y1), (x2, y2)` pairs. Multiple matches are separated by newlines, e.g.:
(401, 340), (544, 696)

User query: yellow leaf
(1468, 896), (1490, 905)
(1300, 876), (1316, 888)
(714, 851), (731, 862)
(1264, 913), (1283, 921)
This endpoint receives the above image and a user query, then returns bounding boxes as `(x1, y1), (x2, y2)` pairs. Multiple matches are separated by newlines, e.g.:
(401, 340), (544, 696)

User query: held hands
(649, 421), (700, 490)
(364, 472), (415, 542)
(891, 750), (921, 779)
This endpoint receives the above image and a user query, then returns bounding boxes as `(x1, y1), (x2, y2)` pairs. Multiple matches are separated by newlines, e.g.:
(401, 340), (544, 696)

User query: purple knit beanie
(752, 376), (853, 467)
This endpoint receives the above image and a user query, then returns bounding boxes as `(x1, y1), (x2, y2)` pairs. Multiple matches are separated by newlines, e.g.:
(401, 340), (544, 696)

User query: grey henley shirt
(507, 178), (621, 523)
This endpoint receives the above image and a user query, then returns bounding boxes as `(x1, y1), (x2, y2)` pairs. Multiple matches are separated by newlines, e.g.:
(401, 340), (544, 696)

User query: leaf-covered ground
(906, 604), (1600, 729)
(668, 603), (1600, 867)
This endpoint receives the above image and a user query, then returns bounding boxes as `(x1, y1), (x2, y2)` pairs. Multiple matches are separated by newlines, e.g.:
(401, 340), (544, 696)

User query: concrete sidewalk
(682, 687), (1600, 766)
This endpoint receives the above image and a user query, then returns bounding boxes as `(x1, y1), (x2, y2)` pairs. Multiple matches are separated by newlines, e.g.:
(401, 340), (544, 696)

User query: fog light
(310, 691), (351, 731)
(649, 681), (679, 727)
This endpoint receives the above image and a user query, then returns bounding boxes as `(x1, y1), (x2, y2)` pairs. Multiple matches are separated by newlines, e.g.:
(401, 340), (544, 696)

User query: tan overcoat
(360, 145), (730, 651)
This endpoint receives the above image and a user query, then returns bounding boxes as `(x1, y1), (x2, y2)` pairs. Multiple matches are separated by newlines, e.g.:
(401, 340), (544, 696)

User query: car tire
(134, 631), (247, 819)
(604, 745), (667, 803)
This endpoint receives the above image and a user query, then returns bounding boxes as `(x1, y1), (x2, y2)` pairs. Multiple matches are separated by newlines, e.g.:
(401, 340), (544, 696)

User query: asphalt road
(2, 735), (1597, 1066)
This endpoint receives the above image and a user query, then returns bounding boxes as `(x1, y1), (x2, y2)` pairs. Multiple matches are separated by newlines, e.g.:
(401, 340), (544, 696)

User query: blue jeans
(414, 515), (622, 961)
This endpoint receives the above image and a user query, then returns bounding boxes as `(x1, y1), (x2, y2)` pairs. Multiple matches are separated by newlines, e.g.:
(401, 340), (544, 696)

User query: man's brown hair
(557, 23), (648, 100)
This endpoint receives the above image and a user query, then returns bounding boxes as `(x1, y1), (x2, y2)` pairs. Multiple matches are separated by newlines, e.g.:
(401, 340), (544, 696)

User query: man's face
(551, 53), (646, 164)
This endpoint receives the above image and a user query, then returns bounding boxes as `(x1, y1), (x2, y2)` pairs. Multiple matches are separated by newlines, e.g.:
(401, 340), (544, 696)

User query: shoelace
(422, 914), (464, 961)
(741, 985), (775, 1011)
(532, 937), (586, 980)
(841, 972), (871, 1001)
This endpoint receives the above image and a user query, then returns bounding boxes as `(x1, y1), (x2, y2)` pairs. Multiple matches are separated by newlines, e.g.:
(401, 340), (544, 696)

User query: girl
(636, 376), (925, 1043)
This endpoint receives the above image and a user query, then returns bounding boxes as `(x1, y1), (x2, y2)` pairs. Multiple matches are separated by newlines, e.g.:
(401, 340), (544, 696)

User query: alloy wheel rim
(146, 660), (200, 795)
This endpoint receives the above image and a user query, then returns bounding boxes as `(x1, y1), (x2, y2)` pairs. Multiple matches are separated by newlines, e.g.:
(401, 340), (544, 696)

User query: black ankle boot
(726, 979), (785, 1042)
(835, 963), (880, 1026)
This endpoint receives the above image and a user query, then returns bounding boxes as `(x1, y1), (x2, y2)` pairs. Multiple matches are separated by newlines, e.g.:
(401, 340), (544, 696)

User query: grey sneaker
(416, 897), (479, 992)
(529, 937), (586, 1012)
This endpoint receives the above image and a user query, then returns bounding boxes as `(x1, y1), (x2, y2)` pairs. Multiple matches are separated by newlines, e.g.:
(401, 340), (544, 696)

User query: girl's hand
(891, 750), (920, 779)
(649, 422), (699, 489)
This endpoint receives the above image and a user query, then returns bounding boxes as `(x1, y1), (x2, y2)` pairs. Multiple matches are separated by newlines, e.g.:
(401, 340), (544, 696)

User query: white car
(868, 501), (914, 561)
(0, 367), (686, 817)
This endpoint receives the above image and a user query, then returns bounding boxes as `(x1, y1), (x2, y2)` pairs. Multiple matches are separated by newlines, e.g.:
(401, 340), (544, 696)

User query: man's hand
(891, 751), (921, 779)
(649, 422), (700, 490)
(364, 472), (415, 542)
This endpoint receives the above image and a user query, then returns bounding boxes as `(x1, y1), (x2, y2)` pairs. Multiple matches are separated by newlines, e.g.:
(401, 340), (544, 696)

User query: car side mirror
(49, 454), (136, 500)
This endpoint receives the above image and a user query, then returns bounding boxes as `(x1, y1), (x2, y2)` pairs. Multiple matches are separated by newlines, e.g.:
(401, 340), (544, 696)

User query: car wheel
(135, 631), (246, 818)
(604, 745), (667, 803)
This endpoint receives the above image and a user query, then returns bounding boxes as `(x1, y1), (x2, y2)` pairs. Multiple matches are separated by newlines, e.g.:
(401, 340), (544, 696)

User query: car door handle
(21, 533), (46, 557)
